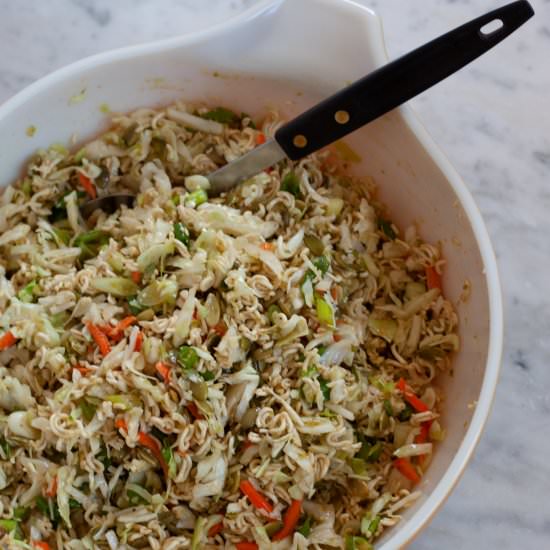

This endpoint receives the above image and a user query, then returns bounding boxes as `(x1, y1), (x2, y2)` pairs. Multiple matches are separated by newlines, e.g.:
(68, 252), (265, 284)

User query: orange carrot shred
(260, 242), (274, 251)
(155, 361), (171, 383)
(272, 499), (302, 541)
(32, 542), (50, 550)
(78, 172), (97, 199)
(137, 431), (169, 477)
(86, 322), (111, 357)
(396, 378), (430, 413)
(212, 321), (227, 337)
(45, 476), (57, 498)
(74, 364), (91, 376)
(236, 543), (258, 550)
(239, 479), (273, 514)
(115, 418), (128, 431)
(134, 331), (143, 352)
(0, 330), (17, 351)
(426, 266), (442, 291)
(255, 132), (266, 145)
(208, 521), (223, 537)
(394, 457), (421, 483)
(186, 402), (203, 420)
(131, 270), (142, 284)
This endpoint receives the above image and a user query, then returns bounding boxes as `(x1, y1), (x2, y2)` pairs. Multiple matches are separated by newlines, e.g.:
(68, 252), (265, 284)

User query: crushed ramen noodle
(0, 102), (458, 549)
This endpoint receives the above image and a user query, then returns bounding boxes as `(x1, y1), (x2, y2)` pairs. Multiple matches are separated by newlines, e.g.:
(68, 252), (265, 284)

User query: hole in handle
(479, 18), (504, 38)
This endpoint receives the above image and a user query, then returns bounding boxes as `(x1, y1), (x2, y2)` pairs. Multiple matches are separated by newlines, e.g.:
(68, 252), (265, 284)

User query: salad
(0, 101), (458, 549)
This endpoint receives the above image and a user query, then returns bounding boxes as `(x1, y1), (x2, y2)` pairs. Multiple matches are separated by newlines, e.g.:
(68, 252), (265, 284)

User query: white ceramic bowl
(0, 0), (503, 547)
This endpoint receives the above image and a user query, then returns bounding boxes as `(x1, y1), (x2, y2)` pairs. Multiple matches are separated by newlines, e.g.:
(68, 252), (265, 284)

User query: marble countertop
(1, 0), (549, 548)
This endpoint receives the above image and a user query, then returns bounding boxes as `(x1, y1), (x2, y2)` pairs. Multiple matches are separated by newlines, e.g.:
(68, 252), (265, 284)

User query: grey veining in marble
(1, 1), (549, 549)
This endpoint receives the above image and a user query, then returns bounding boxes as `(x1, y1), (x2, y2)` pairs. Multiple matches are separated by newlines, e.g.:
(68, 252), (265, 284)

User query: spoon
(81, 0), (533, 214)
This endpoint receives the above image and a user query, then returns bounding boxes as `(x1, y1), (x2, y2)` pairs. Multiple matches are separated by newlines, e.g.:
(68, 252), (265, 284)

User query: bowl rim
(0, 0), (503, 547)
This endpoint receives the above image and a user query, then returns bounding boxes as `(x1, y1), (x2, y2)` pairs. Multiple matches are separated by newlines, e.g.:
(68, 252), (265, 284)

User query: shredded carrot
(192, 308), (199, 321)
(208, 521), (224, 537)
(86, 322), (111, 357)
(138, 431), (169, 477)
(115, 418), (128, 431)
(426, 266), (442, 291)
(415, 421), (433, 466)
(260, 242), (274, 251)
(155, 361), (171, 383)
(186, 402), (203, 420)
(255, 132), (266, 146)
(212, 321), (227, 337)
(272, 499), (302, 541)
(239, 479), (273, 514)
(32, 542), (50, 550)
(114, 420), (168, 477)
(45, 476), (57, 498)
(333, 333), (343, 343)
(394, 457), (420, 483)
(74, 364), (91, 376)
(130, 270), (142, 284)
(115, 316), (137, 334)
(236, 542), (258, 550)
(134, 331), (143, 352)
(396, 378), (430, 413)
(0, 330), (17, 351)
(330, 286), (339, 301)
(78, 172), (97, 199)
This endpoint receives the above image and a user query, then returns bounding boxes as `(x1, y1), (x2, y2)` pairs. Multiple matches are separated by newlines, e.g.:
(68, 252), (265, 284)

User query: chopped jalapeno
(174, 222), (190, 246)
(178, 346), (199, 370)
(281, 172), (301, 197)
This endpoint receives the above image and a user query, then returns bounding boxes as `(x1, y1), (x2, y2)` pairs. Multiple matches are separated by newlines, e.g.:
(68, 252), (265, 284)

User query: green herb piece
(69, 498), (82, 510)
(199, 370), (215, 381)
(0, 439), (11, 458)
(13, 507), (29, 521)
(202, 107), (239, 125)
(128, 296), (146, 315)
(97, 444), (112, 470)
(357, 441), (383, 463)
(398, 404), (414, 422)
(313, 255), (330, 276)
(297, 516), (312, 537)
(178, 346), (199, 370)
(174, 222), (190, 246)
(383, 399), (394, 417)
(281, 172), (301, 197)
(185, 189), (208, 208)
(240, 112), (256, 129)
(319, 377), (331, 401)
(0, 519), (23, 540)
(317, 345), (327, 356)
(301, 366), (318, 378)
(17, 280), (37, 303)
(367, 515), (381, 535)
(161, 446), (177, 479)
(378, 218), (396, 240)
(35, 495), (61, 527)
(74, 230), (110, 261)
(78, 398), (97, 422)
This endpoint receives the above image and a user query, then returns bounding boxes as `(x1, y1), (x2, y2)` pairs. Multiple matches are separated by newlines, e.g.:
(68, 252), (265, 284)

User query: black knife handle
(275, 0), (534, 160)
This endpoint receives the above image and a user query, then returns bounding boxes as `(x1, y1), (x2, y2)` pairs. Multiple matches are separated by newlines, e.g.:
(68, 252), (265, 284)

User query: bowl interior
(0, 0), (496, 547)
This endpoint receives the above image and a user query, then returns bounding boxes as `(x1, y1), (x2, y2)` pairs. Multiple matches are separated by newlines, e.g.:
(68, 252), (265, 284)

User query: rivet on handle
(293, 135), (308, 148)
(335, 110), (350, 124)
